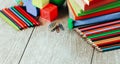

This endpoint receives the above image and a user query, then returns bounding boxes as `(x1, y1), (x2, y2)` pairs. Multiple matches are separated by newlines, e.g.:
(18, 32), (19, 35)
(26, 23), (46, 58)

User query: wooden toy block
(40, 3), (58, 21)
(32, 0), (49, 9)
(23, 0), (39, 17)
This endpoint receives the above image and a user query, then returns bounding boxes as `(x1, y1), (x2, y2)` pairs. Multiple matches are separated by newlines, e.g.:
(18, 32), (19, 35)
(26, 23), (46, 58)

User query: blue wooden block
(23, 0), (39, 17)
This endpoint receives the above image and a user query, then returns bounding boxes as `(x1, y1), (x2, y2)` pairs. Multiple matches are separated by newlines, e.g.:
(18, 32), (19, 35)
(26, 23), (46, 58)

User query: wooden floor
(0, 1), (120, 64)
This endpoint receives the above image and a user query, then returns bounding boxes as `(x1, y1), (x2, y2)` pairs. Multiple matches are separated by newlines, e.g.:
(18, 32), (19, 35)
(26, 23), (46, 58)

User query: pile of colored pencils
(0, 6), (40, 30)
(67, 0), (120, 52)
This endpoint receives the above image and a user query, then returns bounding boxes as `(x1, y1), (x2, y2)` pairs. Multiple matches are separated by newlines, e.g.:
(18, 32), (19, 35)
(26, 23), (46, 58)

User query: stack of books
(67, 0), (120, 52)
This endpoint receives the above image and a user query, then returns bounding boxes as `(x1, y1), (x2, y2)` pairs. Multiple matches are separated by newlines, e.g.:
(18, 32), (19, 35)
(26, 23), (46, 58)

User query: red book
(83, 0), (102, 5)
(67, 0), (120, 20)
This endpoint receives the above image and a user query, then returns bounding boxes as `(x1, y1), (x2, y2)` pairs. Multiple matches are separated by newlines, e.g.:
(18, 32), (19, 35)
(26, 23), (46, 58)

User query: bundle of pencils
(0, 6), (40, 30)
(67, 0), (120, 52)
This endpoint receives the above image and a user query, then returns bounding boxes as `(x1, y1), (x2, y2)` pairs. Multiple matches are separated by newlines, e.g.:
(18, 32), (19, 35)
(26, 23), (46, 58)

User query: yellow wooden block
(32, 0), (49, 9)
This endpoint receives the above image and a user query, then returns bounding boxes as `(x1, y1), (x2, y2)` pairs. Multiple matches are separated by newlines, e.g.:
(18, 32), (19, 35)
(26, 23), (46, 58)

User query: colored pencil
(2, 8), (27, 29)
(80, 20), (120, 31)
(1, 11), (22, 30)
(9, 8), (31, 27)
(91, 32), (120, 41)
(10, 7), (34, 27)
(0, 11), (20, 30)
(83, 24), (120, 36)
(87, 29), (120, 39)
(14, 6), (40, 26)
(94, 36), (120, 47)
(101, 43), (120, 52)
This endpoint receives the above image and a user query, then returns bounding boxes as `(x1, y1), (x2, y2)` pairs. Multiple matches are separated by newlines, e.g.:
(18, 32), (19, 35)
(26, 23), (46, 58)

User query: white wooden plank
(92, 50), (120, 64)
(0, 1), (34, 64)
(19, 11), (93, 64)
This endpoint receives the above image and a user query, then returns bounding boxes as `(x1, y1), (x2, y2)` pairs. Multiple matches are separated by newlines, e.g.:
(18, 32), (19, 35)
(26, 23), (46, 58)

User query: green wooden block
(50, 0), (65, 7)
(0, 12), (19, 30)
(87, 29), (120, 39)
(32, 0), (49, 9)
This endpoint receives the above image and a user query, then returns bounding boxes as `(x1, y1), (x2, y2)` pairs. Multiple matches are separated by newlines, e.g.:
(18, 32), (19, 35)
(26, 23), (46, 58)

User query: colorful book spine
(67, 0), (120, 20)
(76, 0), (116, 11)
(68, 12), (120, 29)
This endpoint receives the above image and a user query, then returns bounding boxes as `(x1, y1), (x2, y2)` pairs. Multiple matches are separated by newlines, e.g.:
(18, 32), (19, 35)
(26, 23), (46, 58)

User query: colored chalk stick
(101, 43), (120, 52)
(0, 11), (20, 30)
(2, 8), (27, 29)
(23, 0), (39, 17)
(10, 7), (34, 27)
(14, 6), (40, 26)
(32, 0), (49, 9)
(41, 3), (58, 21)
(80, 20), (120, 31)
(94, 36), (120, 47)
(91, 32), (120, 41)
(87, 29), (120, 39)
(9, 8), (31, 27)
(68, 12), (120, 29)
(1, 11), (22, 30)
(83, 24), (120, 36)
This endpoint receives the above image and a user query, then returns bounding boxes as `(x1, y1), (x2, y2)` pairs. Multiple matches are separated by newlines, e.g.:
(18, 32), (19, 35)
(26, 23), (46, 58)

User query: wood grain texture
(19, 10), (93, 64)
(0, 0), (34, 64)
(92, 50), (120, 64)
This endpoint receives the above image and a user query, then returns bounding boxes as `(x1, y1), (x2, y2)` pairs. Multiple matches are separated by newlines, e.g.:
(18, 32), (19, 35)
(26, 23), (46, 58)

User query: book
(67, 0), (120, 20)
(75, 0), (116, 11)
(69, 0), (120, 16)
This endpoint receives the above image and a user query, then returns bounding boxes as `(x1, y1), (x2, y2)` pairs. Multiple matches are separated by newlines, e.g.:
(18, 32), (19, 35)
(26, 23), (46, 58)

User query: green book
(69, 0), (120, 16)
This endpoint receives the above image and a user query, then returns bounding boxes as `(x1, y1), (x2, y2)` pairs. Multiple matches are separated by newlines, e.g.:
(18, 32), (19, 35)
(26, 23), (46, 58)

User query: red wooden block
(40, 3), (58, 22)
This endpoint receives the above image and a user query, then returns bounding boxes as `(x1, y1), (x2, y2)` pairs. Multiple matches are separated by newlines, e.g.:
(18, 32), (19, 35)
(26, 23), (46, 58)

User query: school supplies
(0, 6), (40, 30)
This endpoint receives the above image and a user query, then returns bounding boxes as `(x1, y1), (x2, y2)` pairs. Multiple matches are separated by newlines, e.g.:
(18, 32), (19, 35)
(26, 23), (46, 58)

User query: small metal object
(59, 24), (64, 30)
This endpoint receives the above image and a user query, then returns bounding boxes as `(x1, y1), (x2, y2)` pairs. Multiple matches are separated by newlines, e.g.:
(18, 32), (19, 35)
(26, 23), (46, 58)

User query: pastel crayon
(80, 20), (120, 31)
(91, 32), (120, 41)
(1, 11), (22, 30)
(101, 43), (120, 52)
(10, 7), (34, 27)
(14, 6), (40, 26)
(83, 24), (120, 36)
(87, 29), (120, 39)
(0, 11), (20, 30)
(68, 12), (120, 29)
(9, 8), (31, 27)
(2, 8), (27, 29)
(94, 36), (120, 47)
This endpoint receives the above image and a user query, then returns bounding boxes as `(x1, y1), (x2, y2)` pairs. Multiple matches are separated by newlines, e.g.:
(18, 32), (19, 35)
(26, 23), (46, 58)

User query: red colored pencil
(14, 6), (40, 26)
(2, 8), (27, 29)
(80, 20), (120, 31)
(83, 24), (120, 36)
